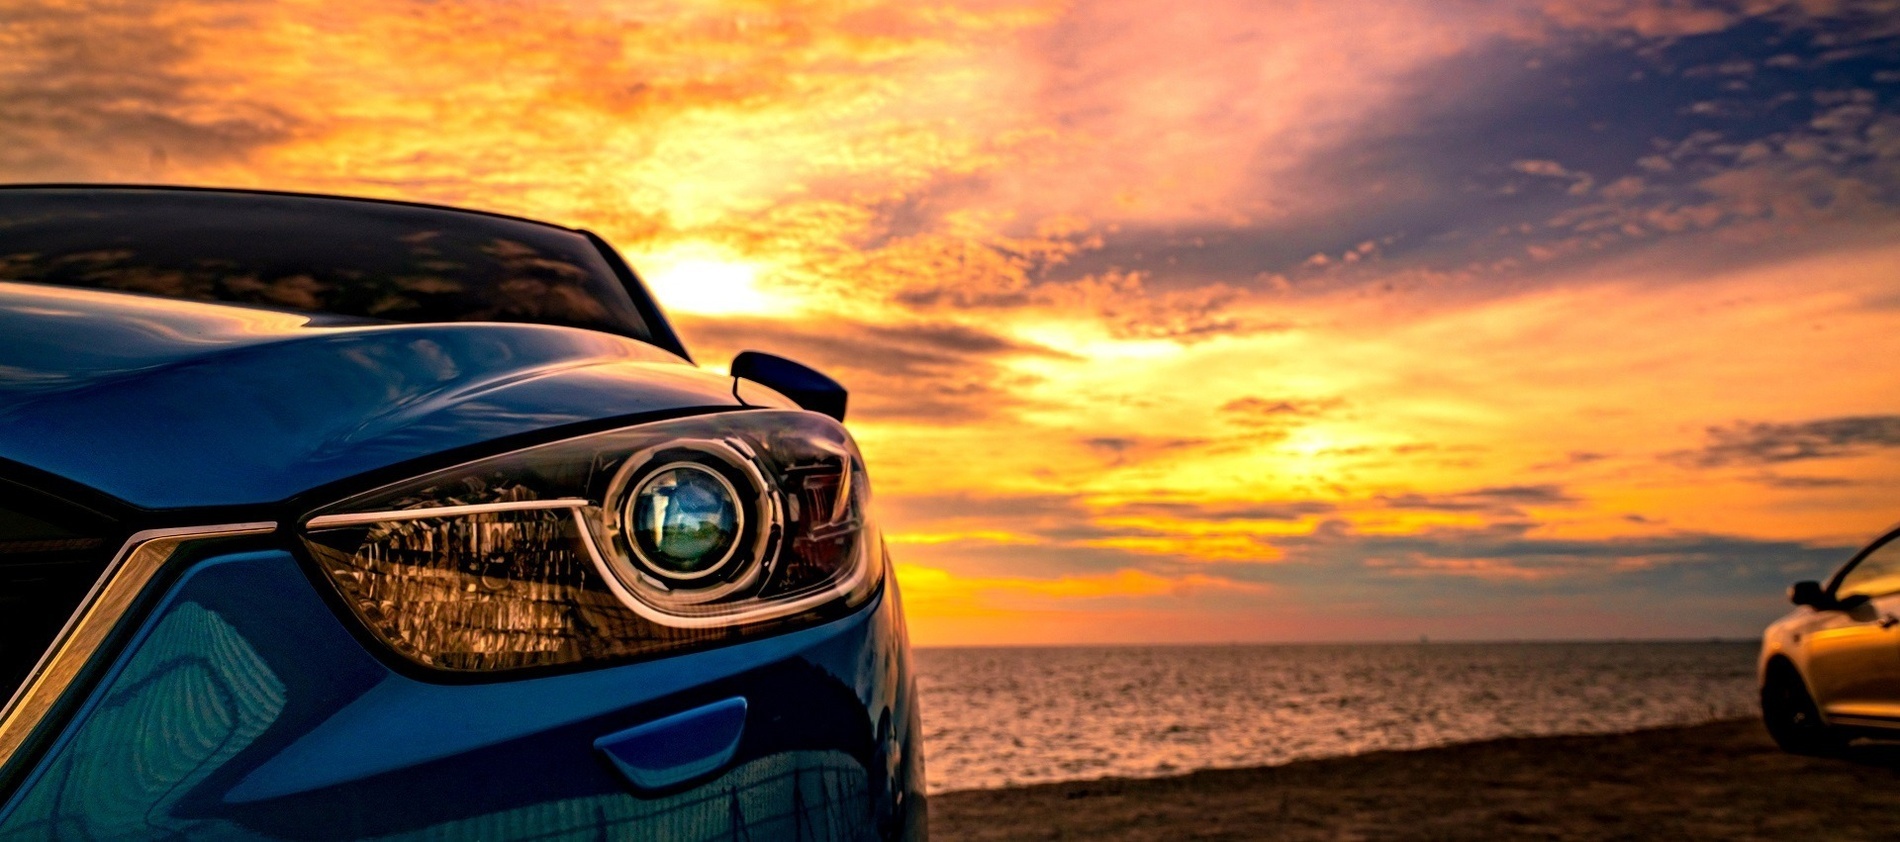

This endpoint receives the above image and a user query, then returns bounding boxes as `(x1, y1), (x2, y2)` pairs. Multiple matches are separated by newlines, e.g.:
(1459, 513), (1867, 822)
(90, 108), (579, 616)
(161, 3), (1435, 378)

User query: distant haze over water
(915, 642), (1757, 793)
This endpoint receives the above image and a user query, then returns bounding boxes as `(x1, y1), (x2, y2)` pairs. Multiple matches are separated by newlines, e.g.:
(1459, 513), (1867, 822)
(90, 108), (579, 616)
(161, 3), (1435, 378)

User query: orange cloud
(4, 0), (1897, 642)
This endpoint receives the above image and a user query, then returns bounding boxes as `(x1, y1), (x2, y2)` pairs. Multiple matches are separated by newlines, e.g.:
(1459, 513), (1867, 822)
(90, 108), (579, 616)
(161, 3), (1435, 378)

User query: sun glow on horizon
(632, 243), (793, 318)
(4, 0), (1896, 645)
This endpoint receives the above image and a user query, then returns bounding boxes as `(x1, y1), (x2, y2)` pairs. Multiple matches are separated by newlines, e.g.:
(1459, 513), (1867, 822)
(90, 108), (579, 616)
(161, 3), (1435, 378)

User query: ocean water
(914, 641), (1759, 793)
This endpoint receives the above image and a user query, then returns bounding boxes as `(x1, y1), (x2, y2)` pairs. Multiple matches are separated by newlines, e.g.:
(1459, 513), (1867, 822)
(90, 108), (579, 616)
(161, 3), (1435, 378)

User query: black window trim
(579, 229), (692, 363)
(0, 183), (696, 362)
(1825, 523), (1900, 598)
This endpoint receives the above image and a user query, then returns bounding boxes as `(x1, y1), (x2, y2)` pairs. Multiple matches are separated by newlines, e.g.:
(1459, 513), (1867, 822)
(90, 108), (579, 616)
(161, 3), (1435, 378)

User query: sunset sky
(5, 0), (1897, 644)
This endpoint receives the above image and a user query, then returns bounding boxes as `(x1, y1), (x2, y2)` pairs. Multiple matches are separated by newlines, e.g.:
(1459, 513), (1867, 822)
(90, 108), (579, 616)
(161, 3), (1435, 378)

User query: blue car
(0, 186), (926, 839)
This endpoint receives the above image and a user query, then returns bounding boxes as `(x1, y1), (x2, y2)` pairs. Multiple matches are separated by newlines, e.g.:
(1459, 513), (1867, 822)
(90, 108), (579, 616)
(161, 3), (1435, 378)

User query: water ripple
(915, 642), (1757, 793)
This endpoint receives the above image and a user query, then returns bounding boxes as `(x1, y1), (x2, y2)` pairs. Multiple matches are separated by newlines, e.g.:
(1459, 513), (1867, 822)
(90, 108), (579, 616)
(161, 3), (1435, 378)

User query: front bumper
(0, 543), (925, 839)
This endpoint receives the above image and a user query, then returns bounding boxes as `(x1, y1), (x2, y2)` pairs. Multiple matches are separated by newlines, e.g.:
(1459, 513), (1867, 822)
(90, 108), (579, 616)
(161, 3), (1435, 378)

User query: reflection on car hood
(0, 282), (741, 509)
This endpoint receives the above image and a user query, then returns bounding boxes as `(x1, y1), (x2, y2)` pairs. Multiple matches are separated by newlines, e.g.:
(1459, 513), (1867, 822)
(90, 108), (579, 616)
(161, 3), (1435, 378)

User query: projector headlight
(297, 410), (880, 674)
(627, 462), (742, 579)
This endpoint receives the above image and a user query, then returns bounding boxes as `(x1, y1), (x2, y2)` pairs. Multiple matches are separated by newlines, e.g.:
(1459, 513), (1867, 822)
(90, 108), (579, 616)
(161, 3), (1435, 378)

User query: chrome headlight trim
(305, 499), (589, 528)
(596, 436), (776, 604)
(296, 409), (879, 668)
(577, 509), (875, 630)
(298, 498), (874, 631)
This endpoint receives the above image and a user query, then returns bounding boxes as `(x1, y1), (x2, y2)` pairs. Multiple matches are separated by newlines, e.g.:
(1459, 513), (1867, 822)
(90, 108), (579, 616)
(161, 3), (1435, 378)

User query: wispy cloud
(672, 313), (1070, 421)
(0, 0), (296, 179)
(1674, 415), (1900, 467)
(1380, 485), (1581, 516)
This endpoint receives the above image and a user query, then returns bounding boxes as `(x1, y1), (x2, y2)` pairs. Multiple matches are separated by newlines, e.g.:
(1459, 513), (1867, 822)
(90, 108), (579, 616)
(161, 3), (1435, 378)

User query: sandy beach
(929, 719), (1900, 840)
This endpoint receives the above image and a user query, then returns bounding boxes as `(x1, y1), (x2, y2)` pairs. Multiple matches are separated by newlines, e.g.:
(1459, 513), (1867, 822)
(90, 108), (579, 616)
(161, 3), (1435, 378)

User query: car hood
(0, 282), (744, 509)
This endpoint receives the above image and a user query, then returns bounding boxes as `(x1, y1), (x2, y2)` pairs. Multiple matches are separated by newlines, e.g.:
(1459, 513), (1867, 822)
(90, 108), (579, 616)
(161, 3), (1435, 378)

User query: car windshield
(0, 187), (663, 345)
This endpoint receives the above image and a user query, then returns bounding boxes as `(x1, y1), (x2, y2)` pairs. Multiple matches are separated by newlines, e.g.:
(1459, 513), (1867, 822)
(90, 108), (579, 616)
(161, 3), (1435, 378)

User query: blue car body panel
(0, 229), (925, 839)
(0, 282), (743, 509)
(0, 549), (923, 839)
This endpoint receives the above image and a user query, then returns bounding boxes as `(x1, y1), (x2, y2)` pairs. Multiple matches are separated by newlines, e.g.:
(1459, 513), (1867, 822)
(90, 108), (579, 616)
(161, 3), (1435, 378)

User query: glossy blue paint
(595, 697), (749, 791)
(0, 281), (745, 509)
(0, 190), (925, 839)
(222, 588), (877, 803)
(0, 549), (924, 840)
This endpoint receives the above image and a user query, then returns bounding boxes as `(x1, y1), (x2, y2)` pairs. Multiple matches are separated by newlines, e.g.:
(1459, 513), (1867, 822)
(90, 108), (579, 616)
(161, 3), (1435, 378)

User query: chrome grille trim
(0, 522), (276, 773)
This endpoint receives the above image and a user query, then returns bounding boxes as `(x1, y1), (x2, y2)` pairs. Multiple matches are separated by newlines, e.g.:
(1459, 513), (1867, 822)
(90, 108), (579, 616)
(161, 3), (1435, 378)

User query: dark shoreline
(929, 718), (1900, 840)
(914, 638), (1760, 650)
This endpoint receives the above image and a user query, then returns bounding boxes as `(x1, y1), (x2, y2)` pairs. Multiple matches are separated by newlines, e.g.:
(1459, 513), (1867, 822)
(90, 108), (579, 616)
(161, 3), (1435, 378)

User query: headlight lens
(298, 410), (880, 673)
(628, 463), (742, 579)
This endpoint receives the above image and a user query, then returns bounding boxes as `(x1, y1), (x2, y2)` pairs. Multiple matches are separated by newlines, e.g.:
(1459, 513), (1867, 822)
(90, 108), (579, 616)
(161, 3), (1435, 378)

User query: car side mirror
(731, 351), (847, 422)
(1789, 580), (1831, 609)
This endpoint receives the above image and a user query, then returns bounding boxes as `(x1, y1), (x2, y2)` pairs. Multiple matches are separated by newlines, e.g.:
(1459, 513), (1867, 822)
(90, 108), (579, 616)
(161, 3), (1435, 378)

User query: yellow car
(1760, 522), (1900, 754)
